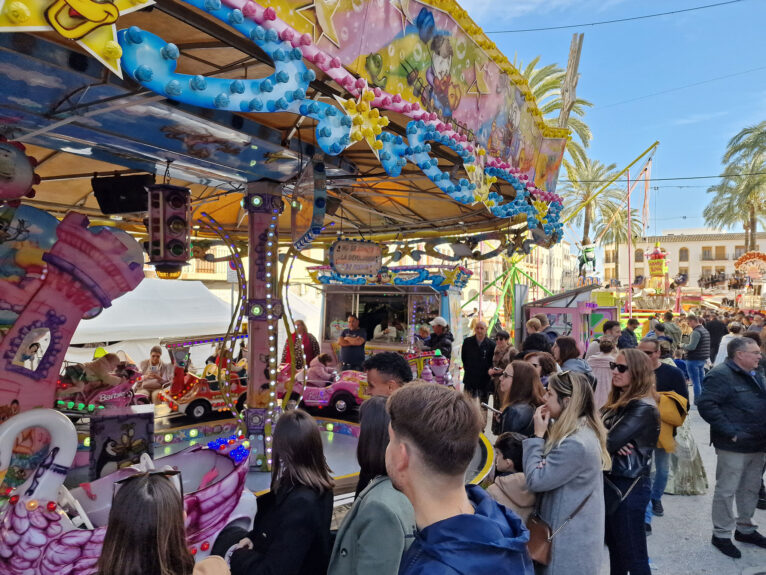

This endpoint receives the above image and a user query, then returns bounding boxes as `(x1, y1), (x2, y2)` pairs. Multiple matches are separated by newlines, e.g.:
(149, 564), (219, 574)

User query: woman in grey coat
(523, 371), (611, 575)
(328, 397), (415, 575)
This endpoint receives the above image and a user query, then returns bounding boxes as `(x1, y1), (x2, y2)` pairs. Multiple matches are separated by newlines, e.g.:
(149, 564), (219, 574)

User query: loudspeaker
(325, 196), (342, 216)
(92, 174), (155, 214)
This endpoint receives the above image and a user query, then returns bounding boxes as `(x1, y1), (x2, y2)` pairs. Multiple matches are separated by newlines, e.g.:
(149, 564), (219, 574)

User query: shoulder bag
(526, 491), (593, 565)
(603, 474), (642, 515)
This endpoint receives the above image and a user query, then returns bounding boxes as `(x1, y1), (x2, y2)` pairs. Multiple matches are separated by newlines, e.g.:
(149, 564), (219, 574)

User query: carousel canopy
(0, 0), (570, 244)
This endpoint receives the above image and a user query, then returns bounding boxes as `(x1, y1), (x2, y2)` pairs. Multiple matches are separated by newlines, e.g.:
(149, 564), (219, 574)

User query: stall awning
(70, 279), (232, 344)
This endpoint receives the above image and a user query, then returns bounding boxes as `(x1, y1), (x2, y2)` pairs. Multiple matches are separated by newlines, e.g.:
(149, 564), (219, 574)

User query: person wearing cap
(423, 317), (454, 359)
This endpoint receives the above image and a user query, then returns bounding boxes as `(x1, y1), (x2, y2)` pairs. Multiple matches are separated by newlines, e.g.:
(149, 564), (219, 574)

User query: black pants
(605, 474), (652, 575)
(341, 363), (363, 371)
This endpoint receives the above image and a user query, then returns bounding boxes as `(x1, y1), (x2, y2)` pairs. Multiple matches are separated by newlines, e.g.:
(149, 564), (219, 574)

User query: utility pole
(558, 33), (584, 129)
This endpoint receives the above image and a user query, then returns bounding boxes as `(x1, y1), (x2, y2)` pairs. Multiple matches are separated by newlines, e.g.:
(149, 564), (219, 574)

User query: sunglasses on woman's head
(609, 362), (629, 373)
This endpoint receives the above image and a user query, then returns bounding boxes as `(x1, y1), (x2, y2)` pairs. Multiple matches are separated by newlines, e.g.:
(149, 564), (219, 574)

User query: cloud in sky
(673, 110), (728, 126)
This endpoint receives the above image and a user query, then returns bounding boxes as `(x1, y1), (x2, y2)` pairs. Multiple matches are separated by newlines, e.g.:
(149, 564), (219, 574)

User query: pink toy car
(55, 361), (149, 413)
(276, 363), (370, 415)
(0, 409), (257, 574)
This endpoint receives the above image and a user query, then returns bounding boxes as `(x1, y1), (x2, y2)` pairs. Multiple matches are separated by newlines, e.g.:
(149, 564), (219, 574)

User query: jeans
(605, 474), (652, 575)
(712, 449), (766, 538)
(686, 359), (706, 404)
(644, 449), (670, 524)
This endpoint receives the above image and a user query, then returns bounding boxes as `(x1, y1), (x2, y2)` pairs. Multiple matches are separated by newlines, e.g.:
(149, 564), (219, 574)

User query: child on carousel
(306, 354), (336, 387)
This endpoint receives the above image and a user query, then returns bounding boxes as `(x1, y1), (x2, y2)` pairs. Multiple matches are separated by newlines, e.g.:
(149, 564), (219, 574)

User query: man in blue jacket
(386, 382), (533, 575)
(699, 337), (766, 559)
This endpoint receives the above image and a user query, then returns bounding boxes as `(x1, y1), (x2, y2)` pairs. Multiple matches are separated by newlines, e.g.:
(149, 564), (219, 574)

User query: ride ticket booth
(308, 258), (472, 375)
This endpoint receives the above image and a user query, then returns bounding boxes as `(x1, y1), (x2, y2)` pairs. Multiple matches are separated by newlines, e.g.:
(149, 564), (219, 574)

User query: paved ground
(627, 408), (766, 575)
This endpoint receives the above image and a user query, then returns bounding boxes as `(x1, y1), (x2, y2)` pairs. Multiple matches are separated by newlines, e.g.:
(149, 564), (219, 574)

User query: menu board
(330, 240), (383, 276)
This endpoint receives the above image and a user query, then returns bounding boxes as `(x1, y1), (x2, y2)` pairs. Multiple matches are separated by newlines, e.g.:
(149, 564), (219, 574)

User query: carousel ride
(0, 0), (573, 571)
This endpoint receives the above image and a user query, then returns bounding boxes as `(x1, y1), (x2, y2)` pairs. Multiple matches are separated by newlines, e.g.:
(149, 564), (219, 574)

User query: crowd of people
(99, 308), (764, 575)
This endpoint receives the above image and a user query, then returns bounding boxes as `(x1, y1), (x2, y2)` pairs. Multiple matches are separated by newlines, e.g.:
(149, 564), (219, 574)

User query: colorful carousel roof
(0, 0), (570, 245)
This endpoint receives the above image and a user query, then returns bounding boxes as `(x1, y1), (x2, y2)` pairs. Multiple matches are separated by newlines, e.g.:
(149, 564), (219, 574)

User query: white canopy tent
(66, 279), (233, 365)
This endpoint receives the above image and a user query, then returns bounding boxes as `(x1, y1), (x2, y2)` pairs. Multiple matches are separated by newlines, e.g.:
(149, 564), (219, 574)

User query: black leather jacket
(602, 398), (660, 478)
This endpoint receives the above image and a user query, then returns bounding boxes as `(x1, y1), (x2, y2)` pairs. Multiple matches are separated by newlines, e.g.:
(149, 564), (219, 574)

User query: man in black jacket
(699, 337), (766, 558)
(705, 313), (728, 363)
(424, 316), (454, 359)
(683, 314), (710, 404)
(461, 321), (495, 408)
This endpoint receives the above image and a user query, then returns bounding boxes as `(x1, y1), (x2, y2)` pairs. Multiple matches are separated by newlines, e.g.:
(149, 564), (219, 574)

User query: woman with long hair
(281, 320), (321, 369)
(522, 371), (610, 574)
(523, 351), (558, 387)
(97, 473), (229, 575)
(601, 349), (660, 575)
(226, 410), (335, 575)
(328, 397), (415, 575)
(497, 360), (544, 437)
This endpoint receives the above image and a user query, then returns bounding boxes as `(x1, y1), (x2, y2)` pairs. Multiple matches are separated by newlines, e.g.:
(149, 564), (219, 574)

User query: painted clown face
(45, 0), (119, 40)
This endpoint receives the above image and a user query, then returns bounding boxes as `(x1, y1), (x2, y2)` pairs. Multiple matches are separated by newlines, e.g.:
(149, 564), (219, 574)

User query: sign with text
(330, 240), (383, 276)
(648, 258), (667, 278)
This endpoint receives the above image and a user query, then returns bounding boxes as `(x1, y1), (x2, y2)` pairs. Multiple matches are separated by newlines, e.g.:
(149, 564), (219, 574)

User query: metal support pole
(245, 181), (282, 470)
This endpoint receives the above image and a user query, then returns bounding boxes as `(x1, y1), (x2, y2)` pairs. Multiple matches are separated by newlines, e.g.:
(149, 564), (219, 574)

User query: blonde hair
(526, 318), (542, 332)
(602, 348), (658, 411)
(544, 372), (611, 471)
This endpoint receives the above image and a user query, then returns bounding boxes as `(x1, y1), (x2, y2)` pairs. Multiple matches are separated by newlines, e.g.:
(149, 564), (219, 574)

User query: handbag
(603, 474), (642, 515)
(525, 492), (593, 566)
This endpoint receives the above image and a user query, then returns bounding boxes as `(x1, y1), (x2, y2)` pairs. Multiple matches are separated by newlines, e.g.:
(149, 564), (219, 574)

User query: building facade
(603, 228), (763, 286)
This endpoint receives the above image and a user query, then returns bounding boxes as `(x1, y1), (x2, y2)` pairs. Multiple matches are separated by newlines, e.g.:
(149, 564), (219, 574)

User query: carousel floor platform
(66, 407), (491, 496)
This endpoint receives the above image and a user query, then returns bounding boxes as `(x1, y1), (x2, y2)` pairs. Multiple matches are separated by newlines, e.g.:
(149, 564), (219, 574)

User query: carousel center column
(245, 181), (284, 469)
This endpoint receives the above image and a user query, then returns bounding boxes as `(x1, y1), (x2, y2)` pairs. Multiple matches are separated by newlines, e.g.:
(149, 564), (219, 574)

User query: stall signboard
(330, 240), (383, 276)
(648, 259), (667, 278)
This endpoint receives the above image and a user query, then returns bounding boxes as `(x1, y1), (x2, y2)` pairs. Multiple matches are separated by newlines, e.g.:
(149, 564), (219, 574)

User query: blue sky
(460, 0), (766, 238)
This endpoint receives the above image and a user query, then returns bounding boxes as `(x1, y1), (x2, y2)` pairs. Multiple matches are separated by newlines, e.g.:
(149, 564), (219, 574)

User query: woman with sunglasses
(523, 351), (558, 388)
(601, 349), (660, 575)
(97, 472), (230, 575)
(222, 410), (335, 575)
(497, 360), (545, 437)
(522, 371), (611, 574)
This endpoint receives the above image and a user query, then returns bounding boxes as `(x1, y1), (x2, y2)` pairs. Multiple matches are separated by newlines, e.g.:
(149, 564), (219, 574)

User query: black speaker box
(92, 174), (155, 214)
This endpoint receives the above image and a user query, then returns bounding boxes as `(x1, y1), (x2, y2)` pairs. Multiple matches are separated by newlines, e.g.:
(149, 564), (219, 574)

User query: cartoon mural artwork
(0, 211), (145, 414)
(0, 0), (155, 76)
(0, 137), (38, 204)
(405, 12), (462, 119)
(90, 414), (152, 479)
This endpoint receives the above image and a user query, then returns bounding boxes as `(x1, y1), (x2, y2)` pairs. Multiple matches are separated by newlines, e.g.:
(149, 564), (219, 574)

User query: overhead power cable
(560, 171), (766, 184)
(485, 0), (747, 34)
(596, 64), (766, 110)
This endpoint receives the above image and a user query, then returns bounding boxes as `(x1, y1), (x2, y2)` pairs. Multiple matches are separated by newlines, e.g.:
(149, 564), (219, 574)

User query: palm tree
(722, 121), (766, 165)
(593, 202), (642, 283)
(704, 177), (753, 248)
(558, 157), (624, 246)
(515, 56), (593, 166)
(705, 123), (766, 251)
